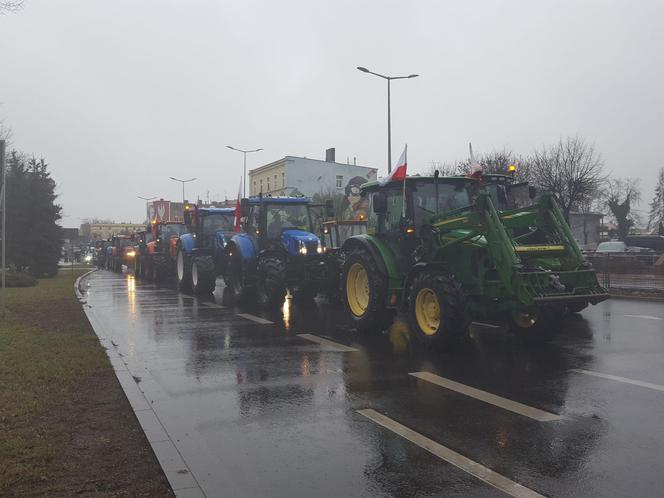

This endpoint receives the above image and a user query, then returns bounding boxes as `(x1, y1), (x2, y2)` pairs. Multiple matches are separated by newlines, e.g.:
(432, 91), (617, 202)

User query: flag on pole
(233, 176), (242, 232)
(466, 142), (483, 179)
(380, 145), (408, 185)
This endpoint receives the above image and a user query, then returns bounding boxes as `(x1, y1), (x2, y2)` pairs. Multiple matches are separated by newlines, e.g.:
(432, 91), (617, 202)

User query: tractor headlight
(85, 254), (92, 262)
(316, 240), (323, 254)
(126, 250), (136, 258)
(298, 240), (307, 255)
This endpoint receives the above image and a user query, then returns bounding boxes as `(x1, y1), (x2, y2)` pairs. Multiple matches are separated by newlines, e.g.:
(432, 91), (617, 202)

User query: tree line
(430, 135), (664, 240)
(2, 146), (62, 277)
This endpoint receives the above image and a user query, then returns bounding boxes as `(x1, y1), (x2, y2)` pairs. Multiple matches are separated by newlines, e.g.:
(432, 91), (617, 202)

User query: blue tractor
(175, 205), (237, 295)
(223, 196), (329, 306)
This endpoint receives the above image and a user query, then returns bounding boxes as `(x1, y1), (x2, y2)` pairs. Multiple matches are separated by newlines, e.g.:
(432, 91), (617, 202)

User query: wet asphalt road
(80, 270), (664, 498)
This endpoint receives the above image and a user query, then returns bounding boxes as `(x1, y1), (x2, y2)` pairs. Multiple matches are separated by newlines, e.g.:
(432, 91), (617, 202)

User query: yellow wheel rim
(415, 288), (440, 336)
(347, 263), (370, 317)
(512, 311), (538, 329)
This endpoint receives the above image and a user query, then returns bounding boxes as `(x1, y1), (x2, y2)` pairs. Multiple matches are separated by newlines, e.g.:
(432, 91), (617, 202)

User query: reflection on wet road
(81, 271), (664, 497)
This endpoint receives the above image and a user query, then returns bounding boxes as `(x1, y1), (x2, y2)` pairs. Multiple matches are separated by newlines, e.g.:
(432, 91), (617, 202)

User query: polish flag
(233, 177), (242, 232)
(380, 145), (407, 185)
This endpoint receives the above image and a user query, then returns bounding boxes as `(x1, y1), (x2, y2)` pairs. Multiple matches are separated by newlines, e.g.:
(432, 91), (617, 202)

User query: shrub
(4, 271), (38, 288)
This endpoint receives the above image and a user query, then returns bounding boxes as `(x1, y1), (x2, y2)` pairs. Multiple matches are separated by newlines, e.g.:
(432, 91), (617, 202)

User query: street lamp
(357, 66), (419, 173)
(168, 177), (196, 205)
(137, 195), (157, 223)
(226, 146), (263, 198)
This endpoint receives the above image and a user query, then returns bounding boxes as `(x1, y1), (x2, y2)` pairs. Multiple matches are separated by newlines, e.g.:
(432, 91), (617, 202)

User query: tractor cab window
(160, 224), (185, 239)
(412, 181), (471, 226)
(265, 203), (310, 239)
(202, 214), (233, 237)
(484, 183), (509, 210)
(384, 189), (405, 232)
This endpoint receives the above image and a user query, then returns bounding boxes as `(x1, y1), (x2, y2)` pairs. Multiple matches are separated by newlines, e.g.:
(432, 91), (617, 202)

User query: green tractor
(341, 173), (608, 347)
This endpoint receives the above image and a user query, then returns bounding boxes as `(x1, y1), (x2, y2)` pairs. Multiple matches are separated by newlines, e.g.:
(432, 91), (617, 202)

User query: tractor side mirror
(325, 199), (335, 218)
(240, 198), (250, 218)
(529, 186), (537, 199)
(373, 193), (387, 214)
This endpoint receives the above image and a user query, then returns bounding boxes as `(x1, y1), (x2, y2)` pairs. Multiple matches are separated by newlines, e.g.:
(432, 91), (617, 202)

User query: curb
(74, 268), (97, 301)
(75, 271), (204, 497)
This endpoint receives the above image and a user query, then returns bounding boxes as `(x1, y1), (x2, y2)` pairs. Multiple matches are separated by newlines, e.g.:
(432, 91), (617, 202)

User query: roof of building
(249, 155), (376, 175)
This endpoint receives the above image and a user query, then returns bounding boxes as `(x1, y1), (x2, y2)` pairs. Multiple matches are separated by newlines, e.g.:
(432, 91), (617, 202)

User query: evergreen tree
(6, 151), (62, 276)
(647, 168), (664, 233)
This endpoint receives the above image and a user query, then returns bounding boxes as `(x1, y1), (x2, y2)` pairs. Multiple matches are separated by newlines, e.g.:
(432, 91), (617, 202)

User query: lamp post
(137, 195), (157, 223)
(226, 146), (263, 198)
(168, 177), (196, 205)
(357, 66), (419, 173)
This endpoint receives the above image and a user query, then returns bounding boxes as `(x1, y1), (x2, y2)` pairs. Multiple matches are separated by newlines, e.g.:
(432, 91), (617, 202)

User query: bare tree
(0, 0), (23, 14)
(647, 168), (664, 234)
(602, 178), (642, 241)
(425, 161), (460, 177)
(457, 149), (531, 183)
(528, 136), (605, 222)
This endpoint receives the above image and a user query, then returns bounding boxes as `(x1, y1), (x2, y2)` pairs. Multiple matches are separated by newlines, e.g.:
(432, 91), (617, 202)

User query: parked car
(596, 241), (652, 253)
(624, 235), (664, 253)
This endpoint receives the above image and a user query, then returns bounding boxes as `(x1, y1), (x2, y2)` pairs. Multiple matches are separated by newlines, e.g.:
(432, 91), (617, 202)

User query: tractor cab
(182, 206), (235, 253)
(320, 219), (367, 251)
(148, 221), (186, 258)
(241, 196), (323, 257)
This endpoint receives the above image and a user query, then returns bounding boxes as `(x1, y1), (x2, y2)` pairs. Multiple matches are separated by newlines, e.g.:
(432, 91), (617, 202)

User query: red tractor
(105, 235), (136, 273)
(143, 221), (187, 282)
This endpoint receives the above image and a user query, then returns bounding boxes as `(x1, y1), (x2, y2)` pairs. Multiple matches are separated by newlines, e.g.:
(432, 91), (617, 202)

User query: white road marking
(409, 372), (560, 422)
(297, 334), (358, 352)
(236, 313), (274, 324)
(624, 314), (663, 321)
(572, 369), (664, 393)
(358, 409), (546, 498)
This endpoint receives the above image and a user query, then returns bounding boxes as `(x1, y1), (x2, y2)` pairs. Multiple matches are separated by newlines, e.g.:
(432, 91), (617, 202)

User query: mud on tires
(256, 254), (287, 307)
(407, 271), (469, 349)
(342, 247), (393, 333)
(192, 255), (216, 295)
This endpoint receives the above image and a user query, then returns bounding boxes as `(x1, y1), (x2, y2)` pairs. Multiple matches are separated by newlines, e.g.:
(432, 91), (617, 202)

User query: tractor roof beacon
(224, 195), (327, 306)
(340, 174), (608, 347)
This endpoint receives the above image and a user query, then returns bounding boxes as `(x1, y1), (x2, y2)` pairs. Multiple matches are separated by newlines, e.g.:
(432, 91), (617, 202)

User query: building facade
(249, 154), (378, 220)
(568, 212), (605, 250)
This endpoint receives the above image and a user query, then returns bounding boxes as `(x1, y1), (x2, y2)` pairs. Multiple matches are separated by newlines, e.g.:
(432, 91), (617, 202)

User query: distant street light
(137, 195), (157, 222)
(357, 66), (419, 173)
(169, 177), (196, 205)
(226, 146), (263, 198)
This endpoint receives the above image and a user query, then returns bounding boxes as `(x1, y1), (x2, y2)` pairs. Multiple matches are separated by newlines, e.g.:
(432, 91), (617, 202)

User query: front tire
(176, 247), (192, 292)
(256, 254), (287, 307)
(342, 247), (393, 333)
(224, 245), (252, 301)
(408, 272), (469, 348)
(192, 255), (216, 295)
(151, 254), (169, 283)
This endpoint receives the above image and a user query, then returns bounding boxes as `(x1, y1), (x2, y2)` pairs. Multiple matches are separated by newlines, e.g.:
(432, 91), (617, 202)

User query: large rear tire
(408, 272), (469, 349)
(509, 306), (564, 343)
(176, 247), (192, 292)
(342, 247), (393, 333)
(192, 255), (216, 295)
(256, 254), (287, 307)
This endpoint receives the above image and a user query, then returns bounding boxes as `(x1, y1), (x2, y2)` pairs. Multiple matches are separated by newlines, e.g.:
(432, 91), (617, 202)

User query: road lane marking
(409, 372), (560, 422)
(624, 314), (663, 321)
(572, 369), (664, 393)
(236, 313), (274, 324)
(297, 334), (358, 352)
(358, 409), (545, 498)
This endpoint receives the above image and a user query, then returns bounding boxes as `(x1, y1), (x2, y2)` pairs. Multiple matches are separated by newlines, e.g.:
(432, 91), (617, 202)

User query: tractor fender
(341, 235), (400, 290)
(229, 233), (257, 262)
(179, 233), (195, 255)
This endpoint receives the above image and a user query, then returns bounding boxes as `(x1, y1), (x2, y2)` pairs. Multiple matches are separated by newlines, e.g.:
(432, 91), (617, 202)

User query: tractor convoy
(102, 170), (607, 347)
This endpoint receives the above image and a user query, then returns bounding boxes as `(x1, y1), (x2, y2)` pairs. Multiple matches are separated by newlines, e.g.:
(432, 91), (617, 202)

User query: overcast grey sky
(1, 0), (662, 226)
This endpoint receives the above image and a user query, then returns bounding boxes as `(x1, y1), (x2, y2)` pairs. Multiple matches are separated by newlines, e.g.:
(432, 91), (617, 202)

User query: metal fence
(586, 253), (664, 293)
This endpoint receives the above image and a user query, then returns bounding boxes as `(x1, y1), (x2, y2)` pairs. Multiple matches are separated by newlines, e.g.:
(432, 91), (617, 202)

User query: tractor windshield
(412, 181), (471, 226)
(160, 224), (185, 239)
(202, 214), (234, 236)
(266, 203), (310, 239)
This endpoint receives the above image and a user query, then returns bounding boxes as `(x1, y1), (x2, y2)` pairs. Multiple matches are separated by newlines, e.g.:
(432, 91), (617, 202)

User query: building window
(274, 174), (278, 187)
(336, 175), (343, 189)
(259, 179), (263, 193)
(267, 178), (271, 191)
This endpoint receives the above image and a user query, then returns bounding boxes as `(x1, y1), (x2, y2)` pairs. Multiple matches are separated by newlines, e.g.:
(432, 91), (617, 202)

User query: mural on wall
(148, 200), (170, 222)
(342, 176), (371, 220)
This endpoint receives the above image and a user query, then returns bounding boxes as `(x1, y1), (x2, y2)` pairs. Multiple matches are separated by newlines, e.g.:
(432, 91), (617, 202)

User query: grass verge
(0, 270), (173, 496)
